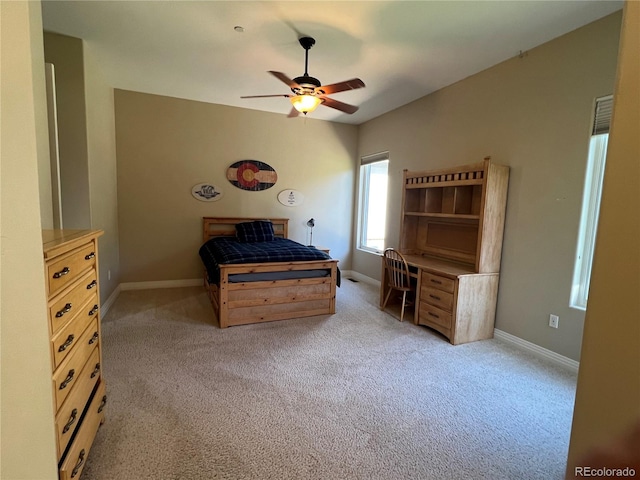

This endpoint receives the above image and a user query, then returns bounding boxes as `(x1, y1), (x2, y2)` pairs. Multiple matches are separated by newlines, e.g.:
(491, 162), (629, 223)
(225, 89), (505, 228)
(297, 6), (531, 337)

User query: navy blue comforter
(199, 237), (337, 284)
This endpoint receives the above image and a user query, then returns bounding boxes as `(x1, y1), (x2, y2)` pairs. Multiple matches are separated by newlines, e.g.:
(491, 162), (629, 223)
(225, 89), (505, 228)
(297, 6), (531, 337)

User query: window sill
(357, 246), (383, 256)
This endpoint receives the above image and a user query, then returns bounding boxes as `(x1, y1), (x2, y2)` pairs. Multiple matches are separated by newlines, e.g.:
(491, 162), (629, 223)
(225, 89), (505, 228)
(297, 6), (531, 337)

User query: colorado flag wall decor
(226, 160), (277, 191)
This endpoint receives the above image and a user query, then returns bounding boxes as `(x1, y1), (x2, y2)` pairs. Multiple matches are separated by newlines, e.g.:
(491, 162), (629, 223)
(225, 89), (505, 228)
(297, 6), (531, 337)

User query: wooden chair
(381, 248), (414, 322)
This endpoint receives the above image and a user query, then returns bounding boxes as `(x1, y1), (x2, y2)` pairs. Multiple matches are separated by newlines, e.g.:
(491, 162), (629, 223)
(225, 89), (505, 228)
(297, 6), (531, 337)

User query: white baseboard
(493, 328), (579, 373)
(343, 270), (380, 288)
(100, 284), (121, 320)
(120, 278), (203, 291)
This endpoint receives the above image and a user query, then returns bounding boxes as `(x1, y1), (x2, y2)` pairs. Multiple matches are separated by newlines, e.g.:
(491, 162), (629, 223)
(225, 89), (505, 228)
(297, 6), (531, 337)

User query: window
(358, 152), (389, 253)
(570, 95), (612, 310)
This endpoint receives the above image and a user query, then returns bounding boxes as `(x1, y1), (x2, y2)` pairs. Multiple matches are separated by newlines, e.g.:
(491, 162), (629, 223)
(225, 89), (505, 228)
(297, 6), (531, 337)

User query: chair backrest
(383, 248), (411, 289)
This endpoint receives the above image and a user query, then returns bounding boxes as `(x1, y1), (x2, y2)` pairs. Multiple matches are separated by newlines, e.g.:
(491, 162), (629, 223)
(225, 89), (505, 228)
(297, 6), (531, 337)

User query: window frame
(357, 153), (389, 255)
(570, 95), (612, 310)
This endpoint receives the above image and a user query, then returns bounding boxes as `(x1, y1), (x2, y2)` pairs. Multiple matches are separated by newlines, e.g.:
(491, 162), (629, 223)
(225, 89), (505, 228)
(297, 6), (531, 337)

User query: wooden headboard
(203, 217), (289, 242)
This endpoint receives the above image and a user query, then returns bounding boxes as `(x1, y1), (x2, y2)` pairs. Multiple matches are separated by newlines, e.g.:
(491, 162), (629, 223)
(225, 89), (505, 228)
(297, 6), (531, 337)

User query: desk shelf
(403, 212), (480, 221)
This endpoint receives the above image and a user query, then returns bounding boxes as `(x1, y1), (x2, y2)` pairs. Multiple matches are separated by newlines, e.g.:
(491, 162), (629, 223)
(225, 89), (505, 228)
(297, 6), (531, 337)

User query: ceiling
(41, 1), (623, 125)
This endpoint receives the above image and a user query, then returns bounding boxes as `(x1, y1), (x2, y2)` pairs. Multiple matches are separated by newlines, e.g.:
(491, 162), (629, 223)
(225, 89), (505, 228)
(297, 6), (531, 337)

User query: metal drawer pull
(430, 279), (442, 285)
(59, 369), (75, 390)
(429, 294), (441, 301)
(71, 449), (85, 478)
(58, 334), (75, 352)
(85, 252), (95, 260)
(88, 304), (99, 316)
(56, 303), (72, 318)
(98, 395), (107, 413)
(428, 312), (440, 319)
(62, 408), (78, 434)
(53, 267), (70, 279)
(86, 280), (97, 290)
(91, 363), (101, 378)
(88, 332), (99, 345)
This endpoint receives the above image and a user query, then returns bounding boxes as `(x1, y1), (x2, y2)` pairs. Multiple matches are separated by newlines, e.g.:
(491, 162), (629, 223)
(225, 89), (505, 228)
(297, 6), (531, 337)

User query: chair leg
(382, 286), (393, 310)
(400, 291), (407, 322)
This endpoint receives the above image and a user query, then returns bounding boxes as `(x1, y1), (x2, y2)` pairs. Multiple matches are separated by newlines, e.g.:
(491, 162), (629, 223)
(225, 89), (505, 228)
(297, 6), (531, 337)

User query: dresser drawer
(51, 295), (99, 369)
(419, 302), (452, 330)
(55, 346), (101, 459)
(53, 318), (100, 411)
(49, 270), (98, 334)
(59, 379), (106, 480)
(422, 272), (455, 293)
(47, 241), (97, 297)
(421, 285), (454, 312)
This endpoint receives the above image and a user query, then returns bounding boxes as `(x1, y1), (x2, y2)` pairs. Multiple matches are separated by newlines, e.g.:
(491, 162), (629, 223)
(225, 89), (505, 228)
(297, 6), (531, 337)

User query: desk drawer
(47, 242), (97, 297)
(419, 302), (452, 330)
(422, 272), (455, 293)
(49, 270), (98, 334)
(53, 318), (100, 411)
(59, 379), (106, 480)
(421, 286), (454, 312)
(55, 346), (101, 459)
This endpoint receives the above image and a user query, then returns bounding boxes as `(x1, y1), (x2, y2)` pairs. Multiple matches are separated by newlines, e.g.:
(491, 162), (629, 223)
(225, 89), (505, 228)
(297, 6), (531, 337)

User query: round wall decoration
(277, 189), (304, 207)
(226, 160), (278, 191)
(191, 183), (223, 202)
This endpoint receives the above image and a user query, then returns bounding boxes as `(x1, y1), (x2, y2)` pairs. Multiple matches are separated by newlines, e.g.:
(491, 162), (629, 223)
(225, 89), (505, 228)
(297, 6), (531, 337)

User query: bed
(199, 217), (339, 328)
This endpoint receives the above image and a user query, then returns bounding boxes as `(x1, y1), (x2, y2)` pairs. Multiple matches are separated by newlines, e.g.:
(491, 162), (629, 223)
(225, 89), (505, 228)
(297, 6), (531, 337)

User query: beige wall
(32, 12), (54, 229)
(84, 43), (120, 300)
(567, 0), (639, 471)
(43, 32), (120, 302)
(0, 1), (59, 478)
(114, 90), (358, 283)
(354, 12), (622, 361)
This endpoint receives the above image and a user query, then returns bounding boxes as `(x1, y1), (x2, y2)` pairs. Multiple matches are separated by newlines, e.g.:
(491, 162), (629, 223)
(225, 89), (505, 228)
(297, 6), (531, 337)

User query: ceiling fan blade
(320, 96), (359, 114)
(240, 94), (291, 99)
(287, 107), (300, 118)
(316, 78), (365, 95)
(268, 71), (299, 89)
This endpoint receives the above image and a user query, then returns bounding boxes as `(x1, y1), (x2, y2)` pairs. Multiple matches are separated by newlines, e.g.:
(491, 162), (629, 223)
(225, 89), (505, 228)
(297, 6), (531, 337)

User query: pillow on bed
(236, 220), (276, 243)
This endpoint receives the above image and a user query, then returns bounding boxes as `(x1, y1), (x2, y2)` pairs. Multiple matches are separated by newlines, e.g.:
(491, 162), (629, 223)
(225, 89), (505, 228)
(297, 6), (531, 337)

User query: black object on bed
(199, 236), (340, 286)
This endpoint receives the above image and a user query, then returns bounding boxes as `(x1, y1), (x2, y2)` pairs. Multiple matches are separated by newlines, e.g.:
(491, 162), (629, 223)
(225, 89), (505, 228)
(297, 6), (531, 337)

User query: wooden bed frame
(202, 217), (338, 328)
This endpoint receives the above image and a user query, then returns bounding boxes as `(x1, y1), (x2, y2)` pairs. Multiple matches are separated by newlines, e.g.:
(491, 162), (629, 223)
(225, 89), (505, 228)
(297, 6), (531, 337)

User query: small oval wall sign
(226, 160), (278, 191)
(277, 189), (304, 207)
(192, 183), (223, 202)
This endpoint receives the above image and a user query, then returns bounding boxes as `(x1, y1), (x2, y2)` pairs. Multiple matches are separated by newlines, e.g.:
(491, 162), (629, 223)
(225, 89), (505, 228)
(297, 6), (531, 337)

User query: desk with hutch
(380, 157), (509, 345)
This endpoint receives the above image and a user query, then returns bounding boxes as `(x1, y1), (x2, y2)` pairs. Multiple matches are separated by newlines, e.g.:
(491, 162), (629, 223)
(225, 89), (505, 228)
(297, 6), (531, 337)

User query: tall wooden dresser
(381, 157), (509, 345)
(42, 229), (107, 480)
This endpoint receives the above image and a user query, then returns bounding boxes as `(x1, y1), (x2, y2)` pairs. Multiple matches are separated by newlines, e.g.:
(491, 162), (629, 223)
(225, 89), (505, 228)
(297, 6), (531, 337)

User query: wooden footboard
(205, 260), (338, 328)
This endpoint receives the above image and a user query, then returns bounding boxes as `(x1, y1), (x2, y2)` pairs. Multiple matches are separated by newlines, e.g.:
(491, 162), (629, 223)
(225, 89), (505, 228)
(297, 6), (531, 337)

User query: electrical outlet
(549, 314), (559, 329)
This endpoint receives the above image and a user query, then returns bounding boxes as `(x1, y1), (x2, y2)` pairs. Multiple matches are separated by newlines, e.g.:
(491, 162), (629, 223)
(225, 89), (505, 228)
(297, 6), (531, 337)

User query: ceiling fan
(241, 36), (365, 117)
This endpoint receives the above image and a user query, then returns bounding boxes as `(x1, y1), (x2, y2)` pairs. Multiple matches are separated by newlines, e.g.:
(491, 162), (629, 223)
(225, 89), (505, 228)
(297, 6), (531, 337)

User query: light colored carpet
(83, 279), (576, 480)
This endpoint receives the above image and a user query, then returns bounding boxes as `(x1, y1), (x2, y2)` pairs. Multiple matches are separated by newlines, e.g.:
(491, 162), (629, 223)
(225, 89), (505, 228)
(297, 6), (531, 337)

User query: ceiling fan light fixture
(290, 94), (322, 114)
(242, 36), (364, 117)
